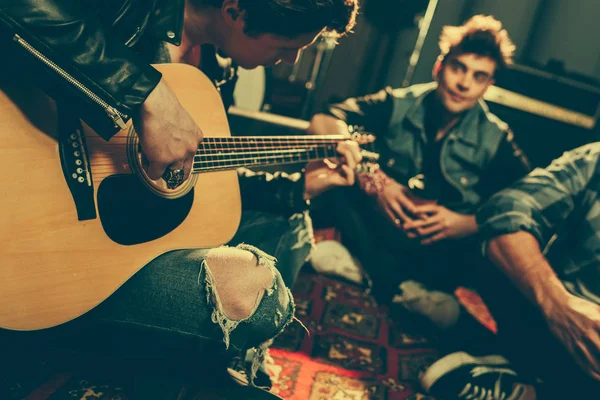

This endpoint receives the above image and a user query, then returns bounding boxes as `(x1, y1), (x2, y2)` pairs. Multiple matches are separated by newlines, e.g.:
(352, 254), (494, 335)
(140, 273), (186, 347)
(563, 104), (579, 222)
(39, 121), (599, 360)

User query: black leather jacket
(0, 0), (183, 139)
(0, 0), (311, 215)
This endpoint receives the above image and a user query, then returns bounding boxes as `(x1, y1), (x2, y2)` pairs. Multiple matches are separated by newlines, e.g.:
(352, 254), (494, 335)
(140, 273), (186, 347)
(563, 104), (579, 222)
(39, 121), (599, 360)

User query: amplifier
(483, 64), (600, 168)
(484, 85), (597, 130)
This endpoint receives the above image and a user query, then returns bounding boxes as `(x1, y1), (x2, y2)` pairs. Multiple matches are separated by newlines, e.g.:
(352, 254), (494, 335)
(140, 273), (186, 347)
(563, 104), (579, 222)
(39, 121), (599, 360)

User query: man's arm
(0, 0), (161, 132)
(487, 231), (600, 381)
(487, 231), (570, 314)
(308, 88), (421, 226)
(478, 144), (600, 380)
(0, 0), (202, 180)
(307, 114), (351, 136)
(238, 141), (362, 215)
(238, 168), (309, 215)
(401, 130), (530, 244)
(307, 87), (395, 136)
(478, 144), (600, 248)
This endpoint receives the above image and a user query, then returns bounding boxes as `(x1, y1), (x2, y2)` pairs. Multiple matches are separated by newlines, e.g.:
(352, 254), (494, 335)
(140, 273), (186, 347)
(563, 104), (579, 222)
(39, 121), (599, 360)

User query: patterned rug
(268, 271), (439, 400)
(265, 228), (496, 400)
(2, 229), (495, 399)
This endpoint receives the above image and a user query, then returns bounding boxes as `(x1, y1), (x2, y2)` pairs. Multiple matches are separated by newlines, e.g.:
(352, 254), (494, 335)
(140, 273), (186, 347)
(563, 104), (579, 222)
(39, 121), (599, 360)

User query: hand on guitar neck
(0, 64), (372, 330)
(304, 140), (363, 200)
(134, 78), (204, 181)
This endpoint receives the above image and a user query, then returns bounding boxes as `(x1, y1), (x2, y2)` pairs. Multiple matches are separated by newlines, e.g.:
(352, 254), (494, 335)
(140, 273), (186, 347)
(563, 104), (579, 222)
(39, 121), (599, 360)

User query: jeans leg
(1, 246), (295, 382)
(327, 187), (415, 303)
(228, 210), (314, 287)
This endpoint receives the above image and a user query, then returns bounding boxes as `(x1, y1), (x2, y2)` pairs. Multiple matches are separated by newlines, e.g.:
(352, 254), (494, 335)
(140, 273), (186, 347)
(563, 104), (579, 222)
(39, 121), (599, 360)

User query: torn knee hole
(203, 247), (275, 321)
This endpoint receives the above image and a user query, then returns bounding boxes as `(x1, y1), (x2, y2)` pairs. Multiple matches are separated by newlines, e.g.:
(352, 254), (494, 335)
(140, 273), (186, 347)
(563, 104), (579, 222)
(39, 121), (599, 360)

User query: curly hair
(195, 0), (358, 39)
(438, 15), (515, 69)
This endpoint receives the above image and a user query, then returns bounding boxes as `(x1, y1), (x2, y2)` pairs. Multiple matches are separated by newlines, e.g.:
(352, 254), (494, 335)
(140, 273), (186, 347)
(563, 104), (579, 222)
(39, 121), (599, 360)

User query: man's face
(435, 53), (496, 115)
(224, 28), (321, 69)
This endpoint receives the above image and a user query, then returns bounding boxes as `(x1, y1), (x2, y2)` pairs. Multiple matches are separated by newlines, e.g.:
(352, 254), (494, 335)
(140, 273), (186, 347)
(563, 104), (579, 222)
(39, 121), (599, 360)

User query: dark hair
(198, 0), (358, 38)
(439, 15), (515, 69)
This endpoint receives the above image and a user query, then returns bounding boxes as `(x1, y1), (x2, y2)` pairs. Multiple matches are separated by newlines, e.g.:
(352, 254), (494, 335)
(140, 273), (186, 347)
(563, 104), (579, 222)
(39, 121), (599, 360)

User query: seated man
(0, 0), (359, 396)
(307, 15), (530, 328)
(421, 143), (600, 399)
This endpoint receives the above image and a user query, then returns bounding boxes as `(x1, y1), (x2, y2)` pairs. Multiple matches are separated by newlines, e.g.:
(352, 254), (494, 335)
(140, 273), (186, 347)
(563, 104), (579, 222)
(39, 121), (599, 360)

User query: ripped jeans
(1, 210), (313, 383)
(228, 210), (315, 287)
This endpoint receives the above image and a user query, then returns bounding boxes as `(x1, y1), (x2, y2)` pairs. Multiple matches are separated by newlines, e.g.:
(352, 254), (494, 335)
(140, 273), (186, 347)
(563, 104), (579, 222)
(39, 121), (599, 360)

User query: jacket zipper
(13, 34), (127, 130)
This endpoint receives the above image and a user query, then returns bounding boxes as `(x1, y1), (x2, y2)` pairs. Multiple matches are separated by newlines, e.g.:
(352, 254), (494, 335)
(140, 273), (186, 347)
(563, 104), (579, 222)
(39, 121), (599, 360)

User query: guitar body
(0, 64), (241, 331)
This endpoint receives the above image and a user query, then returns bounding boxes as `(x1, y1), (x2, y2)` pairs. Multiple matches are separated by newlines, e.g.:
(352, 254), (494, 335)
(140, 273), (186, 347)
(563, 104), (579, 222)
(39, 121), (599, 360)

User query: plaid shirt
(477, 143), (600, 303)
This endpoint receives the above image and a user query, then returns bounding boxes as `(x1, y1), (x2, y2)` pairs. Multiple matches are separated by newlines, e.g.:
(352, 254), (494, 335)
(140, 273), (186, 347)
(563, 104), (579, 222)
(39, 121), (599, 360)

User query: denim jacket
(325, 82), (531, 213)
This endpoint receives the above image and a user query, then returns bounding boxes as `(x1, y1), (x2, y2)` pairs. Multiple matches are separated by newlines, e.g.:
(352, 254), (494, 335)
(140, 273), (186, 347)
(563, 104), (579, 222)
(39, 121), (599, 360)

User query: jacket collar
(404, 83), (435, 132)
(405, 82), (484, 146)
(151, 0), (185, 46)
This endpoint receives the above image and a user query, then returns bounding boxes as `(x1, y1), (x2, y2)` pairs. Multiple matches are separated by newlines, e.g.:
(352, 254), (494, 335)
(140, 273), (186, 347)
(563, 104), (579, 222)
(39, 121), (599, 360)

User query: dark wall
(527, 0), (600, 81)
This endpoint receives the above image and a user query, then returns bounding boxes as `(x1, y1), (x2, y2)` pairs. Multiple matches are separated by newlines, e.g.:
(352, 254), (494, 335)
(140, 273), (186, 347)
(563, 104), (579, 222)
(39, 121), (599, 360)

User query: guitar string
(84, 140), (374, 153)
(87, 141), (373, 158)
(88, 152), (335, 179)
(85, 136), (372, 145)
(88, 147), (339, 161)
(84, 139), (375, 164)
(85, 137), (375, 176)
(86, 134), (351, 140)
(85, 140), (354, 149)
(89, 148), (375, 178)
(88, 152), (334, 169)
(86, 140), (346, 165)
(88, 145), (374, 169)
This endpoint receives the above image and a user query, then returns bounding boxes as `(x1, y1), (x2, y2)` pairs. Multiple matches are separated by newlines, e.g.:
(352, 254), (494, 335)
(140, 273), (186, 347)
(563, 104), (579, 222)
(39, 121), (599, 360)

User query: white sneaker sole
(420, 352), (510, 391)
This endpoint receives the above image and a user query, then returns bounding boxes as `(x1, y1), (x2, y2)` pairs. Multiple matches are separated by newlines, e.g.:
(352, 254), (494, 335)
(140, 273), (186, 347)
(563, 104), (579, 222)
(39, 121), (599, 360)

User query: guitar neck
(192, 135), (358, 173)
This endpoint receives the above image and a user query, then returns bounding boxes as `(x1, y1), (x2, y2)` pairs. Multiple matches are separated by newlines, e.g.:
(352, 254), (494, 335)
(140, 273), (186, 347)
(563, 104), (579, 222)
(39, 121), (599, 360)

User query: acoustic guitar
(0, 63), (373, 331)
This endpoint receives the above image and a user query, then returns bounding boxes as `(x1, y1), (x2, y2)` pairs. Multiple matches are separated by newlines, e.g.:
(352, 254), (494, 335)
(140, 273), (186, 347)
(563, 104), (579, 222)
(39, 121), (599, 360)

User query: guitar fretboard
(192, 135), (359, 172)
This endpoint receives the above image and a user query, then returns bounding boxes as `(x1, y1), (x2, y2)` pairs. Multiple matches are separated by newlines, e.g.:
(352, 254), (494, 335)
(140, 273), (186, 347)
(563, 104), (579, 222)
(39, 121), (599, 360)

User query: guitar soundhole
(97, 175), (194, 245)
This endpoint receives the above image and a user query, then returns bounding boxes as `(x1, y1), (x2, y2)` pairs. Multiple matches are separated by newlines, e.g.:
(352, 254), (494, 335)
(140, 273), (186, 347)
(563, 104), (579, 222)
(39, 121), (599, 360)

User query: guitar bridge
(58, 111), (96, 221)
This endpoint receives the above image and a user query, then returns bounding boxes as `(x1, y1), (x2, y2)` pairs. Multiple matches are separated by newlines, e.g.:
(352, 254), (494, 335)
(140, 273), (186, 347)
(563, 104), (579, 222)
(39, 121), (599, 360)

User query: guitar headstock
(350, 132), (376, 145)
(359, 150), (379, 163)
(348, 128), (378, 162)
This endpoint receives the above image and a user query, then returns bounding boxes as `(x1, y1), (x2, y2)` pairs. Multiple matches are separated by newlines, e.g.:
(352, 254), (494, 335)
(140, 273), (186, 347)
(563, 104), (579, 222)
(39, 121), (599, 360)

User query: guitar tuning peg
(360, 149), (380, 162)
(364, 133), (376, 143)
(348, 124), (366, 134)
(351, 132), (376, 144)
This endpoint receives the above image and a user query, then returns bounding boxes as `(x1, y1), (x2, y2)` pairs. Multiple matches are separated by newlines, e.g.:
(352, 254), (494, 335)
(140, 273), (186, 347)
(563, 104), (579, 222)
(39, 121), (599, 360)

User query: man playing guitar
(0, 0), (360, 397)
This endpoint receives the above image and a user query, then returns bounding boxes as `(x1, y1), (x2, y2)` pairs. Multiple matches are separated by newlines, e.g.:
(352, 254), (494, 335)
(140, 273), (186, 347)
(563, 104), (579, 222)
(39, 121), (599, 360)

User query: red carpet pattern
(268, 271), (439, 400)
(3, 228), (495, 399)
(2, 272), (494, 400)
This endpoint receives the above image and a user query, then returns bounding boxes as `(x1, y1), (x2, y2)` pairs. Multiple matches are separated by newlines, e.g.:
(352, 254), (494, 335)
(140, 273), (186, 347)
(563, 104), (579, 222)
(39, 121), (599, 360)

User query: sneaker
(420, 352), (537, 400)
(310, 240), (364, 284)
(392, 280), (461, 330)
(228, 347), (274, 390)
